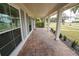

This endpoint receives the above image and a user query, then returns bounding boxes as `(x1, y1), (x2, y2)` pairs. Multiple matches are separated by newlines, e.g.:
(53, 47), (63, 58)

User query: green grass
(0, 23), (11, 32)
(50, 22), (79, 44)
(0, 23), (18, 32)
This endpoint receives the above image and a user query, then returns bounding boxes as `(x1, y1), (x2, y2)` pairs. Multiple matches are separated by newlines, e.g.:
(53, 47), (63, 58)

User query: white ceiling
(23, 3), (58, 18)
(22, 3), (77, 18)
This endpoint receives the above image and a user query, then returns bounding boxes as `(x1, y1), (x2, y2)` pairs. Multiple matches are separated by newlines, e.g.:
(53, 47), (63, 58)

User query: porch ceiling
(23, 3), (67, 18)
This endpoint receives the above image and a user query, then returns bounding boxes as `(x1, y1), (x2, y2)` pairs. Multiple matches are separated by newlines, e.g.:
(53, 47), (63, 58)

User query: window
(0, 3), (10, 15)
(0, 4), (20, 32)
(10, 6), (20, 28)
(0, 4), (12, 32)
(0, 3), (22, 56)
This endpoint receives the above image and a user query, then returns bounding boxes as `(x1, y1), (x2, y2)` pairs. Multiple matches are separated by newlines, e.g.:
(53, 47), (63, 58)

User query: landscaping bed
(51, 28), (79, 55)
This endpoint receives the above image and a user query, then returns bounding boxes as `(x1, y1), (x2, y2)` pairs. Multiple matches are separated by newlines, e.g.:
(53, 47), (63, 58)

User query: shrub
(63, 35), (67, 41)
(71, 40), (78, 48)
(36, 21), (44, 28)
(51, 28), (55, 33)
(51, 28), (53, 32)
(53, 31), (55, 34)
(59, 33), (62, 38)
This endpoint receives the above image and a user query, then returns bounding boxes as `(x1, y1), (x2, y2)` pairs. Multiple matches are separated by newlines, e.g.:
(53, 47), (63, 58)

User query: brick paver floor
(18, 28), (78, 56)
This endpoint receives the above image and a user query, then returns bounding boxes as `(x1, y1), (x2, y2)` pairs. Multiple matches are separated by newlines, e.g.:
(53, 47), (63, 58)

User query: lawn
(0, 23), (18, 32)
(49, 22), (79, 44)
(0, 23), (11, 32)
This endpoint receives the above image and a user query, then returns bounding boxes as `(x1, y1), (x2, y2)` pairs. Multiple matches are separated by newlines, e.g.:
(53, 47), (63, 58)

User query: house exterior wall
(9, 4), (35, 56)
(0, 3), (35, 56)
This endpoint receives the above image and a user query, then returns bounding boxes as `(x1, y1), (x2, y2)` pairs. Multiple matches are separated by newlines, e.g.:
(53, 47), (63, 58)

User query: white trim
(0, 27), (20, 35)
(10, 29), (33, 56)
(32, 19), (34, 29)
(31, 19), (34, 30)
(19, 9), (24, 41)
(8, 3), (19, 10)
(24, 12), (28, 37)
(26, 15), (29, 35)
(20, 9), (28, 40)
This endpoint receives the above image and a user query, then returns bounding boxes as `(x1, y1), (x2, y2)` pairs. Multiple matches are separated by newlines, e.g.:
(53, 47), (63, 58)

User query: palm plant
(70, 5), (79, 14)
(69, 5), (79, 25)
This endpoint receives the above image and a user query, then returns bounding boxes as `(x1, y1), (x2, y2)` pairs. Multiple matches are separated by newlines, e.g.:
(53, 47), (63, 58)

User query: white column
(31, 19), (34, 30)
(34, 20), (36, 29)
(47, 17), (50, 31)
(24, 12), (28, 37)
(48, 17), (50, 28)
(55, 9), (62, 40)
(26, 16), (29, 34)
(44, 18), (46, 28)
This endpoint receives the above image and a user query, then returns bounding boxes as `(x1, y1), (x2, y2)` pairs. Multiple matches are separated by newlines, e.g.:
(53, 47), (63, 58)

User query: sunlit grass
(50, 22), (79, 44)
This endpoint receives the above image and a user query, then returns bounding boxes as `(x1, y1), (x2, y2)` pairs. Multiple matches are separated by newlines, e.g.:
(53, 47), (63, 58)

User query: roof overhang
(10, 3), (79, 18)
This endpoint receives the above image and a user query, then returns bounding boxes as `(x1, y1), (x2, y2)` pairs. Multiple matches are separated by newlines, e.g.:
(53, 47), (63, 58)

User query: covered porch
(18, 28), (77, 56)
(0, 3), (79, 56)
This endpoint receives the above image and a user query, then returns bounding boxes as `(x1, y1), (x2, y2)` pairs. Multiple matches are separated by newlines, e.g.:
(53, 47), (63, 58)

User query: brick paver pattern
(18, 28), (77, 56)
